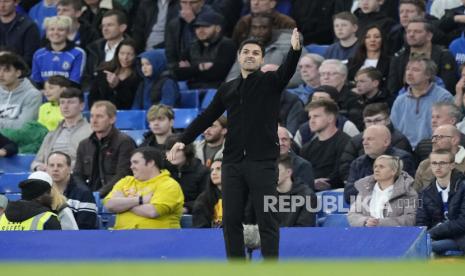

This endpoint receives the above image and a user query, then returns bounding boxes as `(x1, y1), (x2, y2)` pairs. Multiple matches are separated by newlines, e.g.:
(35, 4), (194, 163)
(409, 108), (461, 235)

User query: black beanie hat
(19, 179), (51, 200)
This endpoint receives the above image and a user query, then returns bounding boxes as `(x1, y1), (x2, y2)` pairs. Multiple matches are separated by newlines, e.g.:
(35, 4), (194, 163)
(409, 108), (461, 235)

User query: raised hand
(167, 142), (186, 162)
(291, 28), (301, 51)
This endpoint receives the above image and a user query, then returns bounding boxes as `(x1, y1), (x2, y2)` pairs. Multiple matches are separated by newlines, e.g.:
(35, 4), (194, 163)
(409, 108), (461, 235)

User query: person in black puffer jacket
(339, 102), (412, 182)
(165, 134), (209, 214)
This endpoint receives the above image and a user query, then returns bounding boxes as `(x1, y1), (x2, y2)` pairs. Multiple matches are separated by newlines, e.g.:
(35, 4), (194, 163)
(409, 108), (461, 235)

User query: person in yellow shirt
(104, 147), (184, 229)
(38, 75), (72, 131)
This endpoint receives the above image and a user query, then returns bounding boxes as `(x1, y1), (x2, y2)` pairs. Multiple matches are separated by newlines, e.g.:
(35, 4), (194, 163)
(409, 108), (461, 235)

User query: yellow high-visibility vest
(0, 212), (57, 231)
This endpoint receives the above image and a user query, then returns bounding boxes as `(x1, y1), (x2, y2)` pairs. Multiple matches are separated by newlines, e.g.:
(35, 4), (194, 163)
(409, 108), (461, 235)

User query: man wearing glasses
(340, 102), (412, 182)
(414, 124), (465, 192)
(416, 149), (465, 256)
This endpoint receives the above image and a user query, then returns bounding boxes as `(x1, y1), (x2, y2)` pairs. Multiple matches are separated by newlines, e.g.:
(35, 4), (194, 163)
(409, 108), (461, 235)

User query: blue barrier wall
(0, 227), (429, 261)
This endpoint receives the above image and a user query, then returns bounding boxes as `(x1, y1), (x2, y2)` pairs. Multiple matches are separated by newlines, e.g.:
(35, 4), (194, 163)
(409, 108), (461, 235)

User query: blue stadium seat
(305, 44), (329, 56)
(276, 0), (292, 15)
(100, 213), (116, 229)
(181, 214), (193, 228)
(4, 193), (21, 202)
(321, 214), (350, 227)
(93, 192), (103, 213)
(83, 91), (90, 111)
(0, 173), (30, 193)
(116, 110), (147, 130)
(201, 89), (217, 110)
(173, 108), (199, 129)
(180, 90), (200, 108)
(177, 81), (189, 91)
(316, 189), (349, 216)
(122, 129), (147, 146)
(0, 155), (35, 173)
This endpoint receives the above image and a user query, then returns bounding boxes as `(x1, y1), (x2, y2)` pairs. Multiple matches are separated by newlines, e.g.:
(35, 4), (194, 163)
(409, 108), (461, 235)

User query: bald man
(414, 125), (465, 192)
(344, 125), (416, 203)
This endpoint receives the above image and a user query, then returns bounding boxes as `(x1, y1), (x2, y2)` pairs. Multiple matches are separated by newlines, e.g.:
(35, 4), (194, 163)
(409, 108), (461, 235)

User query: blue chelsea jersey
(31, 45), (86, 84)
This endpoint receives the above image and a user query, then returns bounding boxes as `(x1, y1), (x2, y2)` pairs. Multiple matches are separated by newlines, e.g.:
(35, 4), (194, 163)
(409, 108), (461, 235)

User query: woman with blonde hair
(50, 185), (78, 230)
(348, 155), (418, 227)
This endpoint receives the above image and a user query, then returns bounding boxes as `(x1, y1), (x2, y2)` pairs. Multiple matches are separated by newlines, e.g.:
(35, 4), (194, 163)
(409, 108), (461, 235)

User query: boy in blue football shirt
(31, 15), (86, 87)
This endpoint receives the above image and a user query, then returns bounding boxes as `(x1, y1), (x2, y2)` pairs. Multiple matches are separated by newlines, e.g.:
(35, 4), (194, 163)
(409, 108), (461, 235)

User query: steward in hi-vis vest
(0, 171), (61, 231)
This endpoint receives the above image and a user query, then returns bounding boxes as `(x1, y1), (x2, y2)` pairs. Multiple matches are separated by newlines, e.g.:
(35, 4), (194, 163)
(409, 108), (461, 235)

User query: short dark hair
(47, 151), (72, 167)
(238, 38), (265, 57)
(399, 0), (426, 13)
(46, 75), (72, 88)
(430, 149), (455, 163)
(57, 0), (83, 11)
(216, 115), (227, 128)
(164, 134), (196, 165)
(0, 53), (29, 77)
(333, 11), (358, 25)
(131, 147), (165, 169)
(363, 102), (390, 118)
(407, 16), (434, 33)
(102, 9), (127, 25)
(60, 87), (84, 103)
(277, 155), (292, 170)
(355, 67), (383, 82)
(306, 99), (339, 117)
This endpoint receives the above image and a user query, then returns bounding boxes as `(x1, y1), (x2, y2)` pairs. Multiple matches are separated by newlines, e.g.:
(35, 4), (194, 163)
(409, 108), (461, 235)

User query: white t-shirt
(369, 183), (394, 219)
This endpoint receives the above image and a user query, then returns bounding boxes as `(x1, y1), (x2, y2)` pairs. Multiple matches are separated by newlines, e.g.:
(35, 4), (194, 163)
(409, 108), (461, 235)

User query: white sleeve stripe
(67, 199), (97, 212)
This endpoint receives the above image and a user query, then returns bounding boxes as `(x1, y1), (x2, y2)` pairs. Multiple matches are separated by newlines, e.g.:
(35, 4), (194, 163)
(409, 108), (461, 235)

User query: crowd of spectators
(1, 0), (465, 255)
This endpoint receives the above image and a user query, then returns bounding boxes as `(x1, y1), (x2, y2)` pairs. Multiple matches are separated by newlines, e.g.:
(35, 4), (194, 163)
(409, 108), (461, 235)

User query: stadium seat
(276, 0), (291, 15)
(116, 110), (147, 130)
(173, 108), (199, 129)
(320, 214), (350, 227)
(122, 129), (147, 146)
(0, 155), (35, 173)
(0, 172), (30, 193)
(181, 214), (193, 228)
(304, 44), (329, 56)
(100, 213), (116, 229)
(180, 90), (200, 108)
(201, 89), (217, 110)
(177, 81), (189, 91)
(4, 193), (21, 201)
(93, 192), (103, 213)
(83, 91), (90, 111)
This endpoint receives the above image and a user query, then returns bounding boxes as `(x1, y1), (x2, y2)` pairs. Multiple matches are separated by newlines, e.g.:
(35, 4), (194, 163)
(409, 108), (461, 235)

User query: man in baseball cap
(0, 172), (61, 230)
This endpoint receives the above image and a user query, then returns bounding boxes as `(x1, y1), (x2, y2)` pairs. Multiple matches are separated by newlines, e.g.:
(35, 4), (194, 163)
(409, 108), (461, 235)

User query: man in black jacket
(275, 155), (316, 227)
(74, 101), (136, 197)
(339, 102), (412, 182)
(168, 28), (302, 259)
(132, 0), (179, 52)
(0, 0), (40, 65)
(85, 10), (127, 87)
(47, 151), (98, 229)
(165, 0), (214, 70)
(387, 16), (456, 96)
(416, 149), (465, 255)
(173, 10), (236, 89)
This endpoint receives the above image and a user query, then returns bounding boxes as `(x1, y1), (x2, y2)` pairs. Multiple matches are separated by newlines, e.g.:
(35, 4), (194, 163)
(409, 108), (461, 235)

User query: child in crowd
(38, 75), (72, 131)
(132, 49), (179, 110)
(31, 15), (86, 87)
(324, 12), (358, 62)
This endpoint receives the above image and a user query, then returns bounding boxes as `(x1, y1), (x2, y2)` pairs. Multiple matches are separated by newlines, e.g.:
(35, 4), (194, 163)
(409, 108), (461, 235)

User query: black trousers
(222, 159), (279, 259)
